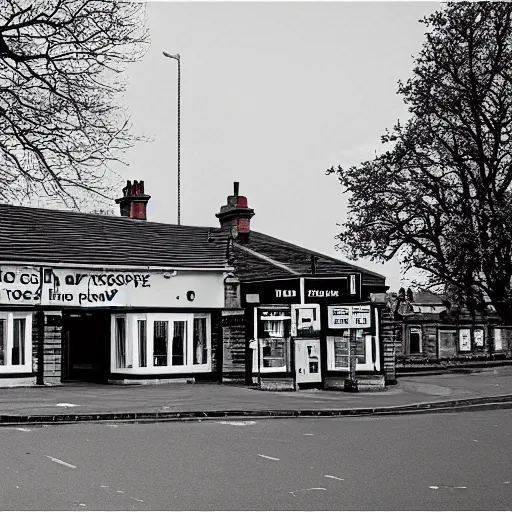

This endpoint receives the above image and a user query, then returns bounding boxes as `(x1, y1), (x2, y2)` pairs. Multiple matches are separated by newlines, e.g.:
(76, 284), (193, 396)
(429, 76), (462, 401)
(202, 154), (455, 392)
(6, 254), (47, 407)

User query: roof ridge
(233, 242), (300, 276)
(250, 230), (386, 279)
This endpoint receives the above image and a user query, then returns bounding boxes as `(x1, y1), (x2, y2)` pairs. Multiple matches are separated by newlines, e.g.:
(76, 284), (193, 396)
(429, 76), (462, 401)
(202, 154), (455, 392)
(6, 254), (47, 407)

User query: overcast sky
(117, 1), (440, 291)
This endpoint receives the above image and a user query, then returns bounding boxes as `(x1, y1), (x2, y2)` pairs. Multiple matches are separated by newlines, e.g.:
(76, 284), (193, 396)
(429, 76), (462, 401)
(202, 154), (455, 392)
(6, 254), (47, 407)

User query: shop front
(242, 275), (384, 391)
(0, 264), (226, 386)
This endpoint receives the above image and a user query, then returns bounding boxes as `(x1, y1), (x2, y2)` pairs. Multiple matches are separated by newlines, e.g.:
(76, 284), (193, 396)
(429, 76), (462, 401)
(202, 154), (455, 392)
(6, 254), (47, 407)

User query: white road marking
(290, 487), (327, 497)
(257, 454), (280, 461)
(55, 403), (80, 407)
(116, 490), (124, 494)
(106, 425), (118, 428)
(15, 428), (31, 432)
(303, 433), (314, 436)
(79, 504), (86, 507)
(101, 485), (109, 488)
(430, 485), (466, 490)
(250, 437), (291, 443)
(504, 481), (510, 484)
(130, 497), (144, 502)
(45, 456), (76, 469)
(473, 439), (479, 442)
(218, 421), (256, 426)
(324, 475), (344, 481)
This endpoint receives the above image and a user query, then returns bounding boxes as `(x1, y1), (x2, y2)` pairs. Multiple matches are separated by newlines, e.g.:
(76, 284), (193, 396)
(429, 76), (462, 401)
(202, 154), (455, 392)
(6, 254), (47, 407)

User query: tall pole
(162, 51), (181, 225)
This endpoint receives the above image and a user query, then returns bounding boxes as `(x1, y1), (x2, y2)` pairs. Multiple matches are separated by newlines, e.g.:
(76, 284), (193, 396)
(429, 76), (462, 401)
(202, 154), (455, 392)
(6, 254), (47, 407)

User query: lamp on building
(162, 51), (181, 225)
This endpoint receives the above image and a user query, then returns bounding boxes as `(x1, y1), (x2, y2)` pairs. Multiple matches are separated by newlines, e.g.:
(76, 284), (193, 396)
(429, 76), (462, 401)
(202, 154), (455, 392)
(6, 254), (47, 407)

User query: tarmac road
(0, 409), (511, 510)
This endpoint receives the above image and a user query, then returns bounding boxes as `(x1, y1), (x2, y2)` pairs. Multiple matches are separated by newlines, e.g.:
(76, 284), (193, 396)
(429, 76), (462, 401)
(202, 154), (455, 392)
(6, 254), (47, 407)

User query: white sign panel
(474, 329), (484, 347)
(459, 328), (471, 351)
(0, 266), (225, 309)
(328, 305), (371, 329)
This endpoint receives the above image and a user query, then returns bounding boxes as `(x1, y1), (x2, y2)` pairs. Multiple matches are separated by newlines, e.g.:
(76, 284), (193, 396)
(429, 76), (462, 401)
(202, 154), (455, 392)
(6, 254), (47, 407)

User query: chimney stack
(216, 182), (254, 239)
(115, 180), (151, 220)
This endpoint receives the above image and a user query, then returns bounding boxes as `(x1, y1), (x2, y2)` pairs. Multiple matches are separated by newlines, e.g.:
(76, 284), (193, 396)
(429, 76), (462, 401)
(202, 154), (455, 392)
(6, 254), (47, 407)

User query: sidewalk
(1, 366), (512, 424)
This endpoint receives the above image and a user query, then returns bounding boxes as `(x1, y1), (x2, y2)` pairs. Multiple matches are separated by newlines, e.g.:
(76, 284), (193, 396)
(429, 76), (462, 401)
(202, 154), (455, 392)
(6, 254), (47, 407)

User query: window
(0, 319), (6, 365)
(439, 330), (457, 358)
(172, 321), (187, 366)
(0, 313), (32, 373)
(115, 317), (126, 368)
(193, 317), (207, 365)
(408, 326), (422, 355)
(111, 313), (211, 374)
(153, 321), (168, 366)
(12, 318), (26, 365)
(138, 320), (147, 367)
(494, 328), (503, 352)
(328, 329), (369, 370)
(253, 307), (290, 373)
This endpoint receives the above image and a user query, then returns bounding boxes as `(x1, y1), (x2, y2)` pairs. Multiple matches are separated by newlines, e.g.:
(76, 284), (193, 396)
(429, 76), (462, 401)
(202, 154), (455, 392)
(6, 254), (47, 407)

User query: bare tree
(328, 3), (512, 323)
(0, 0), (149, 209)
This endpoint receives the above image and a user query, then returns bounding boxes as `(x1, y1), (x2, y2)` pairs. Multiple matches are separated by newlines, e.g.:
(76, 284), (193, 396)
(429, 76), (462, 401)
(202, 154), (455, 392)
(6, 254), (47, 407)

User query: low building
(217, 183), (389, 391)
(0, 181), (390, 389)
(387, 289), (512, 373)
(0, 181), (229, 387)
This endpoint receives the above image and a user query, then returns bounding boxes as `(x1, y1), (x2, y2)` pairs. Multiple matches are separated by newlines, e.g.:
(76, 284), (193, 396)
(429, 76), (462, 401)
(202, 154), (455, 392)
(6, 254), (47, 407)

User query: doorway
(294, 339), (322, 386)
(62, 311), (111, 383)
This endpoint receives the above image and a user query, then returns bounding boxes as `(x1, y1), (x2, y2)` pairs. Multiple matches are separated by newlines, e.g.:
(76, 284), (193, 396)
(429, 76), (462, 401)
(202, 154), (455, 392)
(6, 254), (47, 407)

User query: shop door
(63, 312), (111, 383)
(294, 339), (321, 384)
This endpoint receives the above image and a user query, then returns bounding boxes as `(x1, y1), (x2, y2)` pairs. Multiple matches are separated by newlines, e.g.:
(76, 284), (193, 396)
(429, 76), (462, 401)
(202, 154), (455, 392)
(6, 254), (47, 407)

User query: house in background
(387, 288), (512, 372)
(0, 180), (390, 390)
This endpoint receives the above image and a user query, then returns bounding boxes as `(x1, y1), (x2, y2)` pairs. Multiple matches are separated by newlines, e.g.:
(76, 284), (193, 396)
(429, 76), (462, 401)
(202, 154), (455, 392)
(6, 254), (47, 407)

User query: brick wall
(210, 310), (222, 377)
(222, 310), (247, 381)
(32, 313), (62, 384)
(381, 308), (397, 384)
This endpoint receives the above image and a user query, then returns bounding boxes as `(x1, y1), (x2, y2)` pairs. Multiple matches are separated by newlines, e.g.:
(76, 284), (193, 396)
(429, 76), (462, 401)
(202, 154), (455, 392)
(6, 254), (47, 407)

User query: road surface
(0, 410), (511, 510)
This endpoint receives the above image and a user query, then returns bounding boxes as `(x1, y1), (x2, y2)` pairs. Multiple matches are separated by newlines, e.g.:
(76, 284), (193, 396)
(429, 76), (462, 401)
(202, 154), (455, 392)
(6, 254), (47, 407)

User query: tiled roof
(233, 231), (386, 287)
(412, 289), (446, 305)
(0, 204), (230, 269)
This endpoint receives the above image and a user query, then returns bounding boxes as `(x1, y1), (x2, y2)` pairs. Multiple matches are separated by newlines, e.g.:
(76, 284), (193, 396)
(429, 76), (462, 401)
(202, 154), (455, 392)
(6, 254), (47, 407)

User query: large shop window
(0, 313), (32, 373)
(327, 329), (374, 371)
(111, 313), (211, 374)
(326, 306), (380, 372)
(252, 307), (291, 373)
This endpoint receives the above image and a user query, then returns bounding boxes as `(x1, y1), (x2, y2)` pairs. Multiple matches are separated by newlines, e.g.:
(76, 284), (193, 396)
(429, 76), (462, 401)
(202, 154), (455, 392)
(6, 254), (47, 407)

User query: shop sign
(0, 265), (224, 308)
(241, 278), (301, 305)
(304, 275), (361, 304)
(328, 305), (371, 329)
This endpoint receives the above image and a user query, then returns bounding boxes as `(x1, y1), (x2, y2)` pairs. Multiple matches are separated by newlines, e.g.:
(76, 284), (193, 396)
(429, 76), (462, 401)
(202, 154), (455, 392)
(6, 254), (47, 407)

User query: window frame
(0, 312), (32, 373)
(406, 325), (423, 355)
(110, 313), (212, 374)
(326, 306), (380, 372)
(438, 329), (458, 358)
(252, 307), (290, 374)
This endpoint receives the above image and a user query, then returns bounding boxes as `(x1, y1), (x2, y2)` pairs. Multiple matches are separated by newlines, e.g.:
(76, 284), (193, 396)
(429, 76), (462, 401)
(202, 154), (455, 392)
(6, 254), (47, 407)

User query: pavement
(2, 366), (512, 424)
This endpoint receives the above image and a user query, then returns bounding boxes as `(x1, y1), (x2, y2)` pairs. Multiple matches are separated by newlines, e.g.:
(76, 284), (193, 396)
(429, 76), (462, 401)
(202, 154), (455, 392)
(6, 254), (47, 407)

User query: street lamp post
(162, 51), (181, 225)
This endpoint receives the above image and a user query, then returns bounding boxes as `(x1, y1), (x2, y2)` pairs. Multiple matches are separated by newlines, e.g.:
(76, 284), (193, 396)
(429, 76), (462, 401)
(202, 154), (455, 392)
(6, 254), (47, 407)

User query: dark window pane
(12, 318), (26, 366)
(172, 321), (186, 366)
(153, 321), (168, 366)
(193, 318), (207, 365)
(410, 328), (421, 354)
(0, 320), (5, 365)
(138, 320), (147, 368)
(115, 317), (126, 368)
